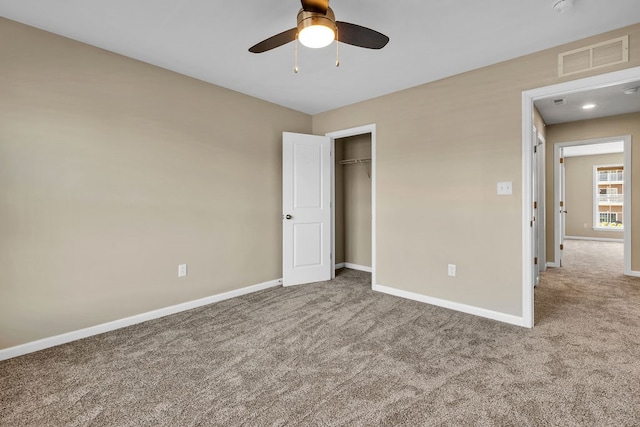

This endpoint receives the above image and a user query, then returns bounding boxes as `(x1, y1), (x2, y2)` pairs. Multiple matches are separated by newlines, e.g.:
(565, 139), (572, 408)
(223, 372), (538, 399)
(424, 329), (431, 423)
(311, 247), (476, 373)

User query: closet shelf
(339, 158), (371, 165)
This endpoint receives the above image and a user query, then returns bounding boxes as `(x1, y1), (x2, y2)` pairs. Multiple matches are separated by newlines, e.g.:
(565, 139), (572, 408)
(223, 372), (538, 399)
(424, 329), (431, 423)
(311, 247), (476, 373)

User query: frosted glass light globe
(299, 25), (335, 48)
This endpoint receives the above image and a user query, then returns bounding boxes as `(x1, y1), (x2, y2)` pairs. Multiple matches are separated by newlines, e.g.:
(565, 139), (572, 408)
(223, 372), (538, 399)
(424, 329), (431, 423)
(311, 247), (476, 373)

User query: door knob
(284, 214), (292, 220)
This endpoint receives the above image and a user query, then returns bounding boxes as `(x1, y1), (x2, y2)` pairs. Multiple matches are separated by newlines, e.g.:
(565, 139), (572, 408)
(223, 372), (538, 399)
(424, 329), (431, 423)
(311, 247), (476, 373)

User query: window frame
(593, 163), (624, 231)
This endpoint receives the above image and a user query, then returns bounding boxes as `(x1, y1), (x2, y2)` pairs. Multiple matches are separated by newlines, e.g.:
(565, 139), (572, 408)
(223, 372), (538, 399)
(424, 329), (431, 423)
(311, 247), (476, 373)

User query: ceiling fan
(248, 0), (389, 53)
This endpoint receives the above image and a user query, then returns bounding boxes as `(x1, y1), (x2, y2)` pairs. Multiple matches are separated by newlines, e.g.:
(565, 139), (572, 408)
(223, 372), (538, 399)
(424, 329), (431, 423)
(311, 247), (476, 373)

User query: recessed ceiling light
(582, 103), (596, 109)
(623, 87), (639, 95)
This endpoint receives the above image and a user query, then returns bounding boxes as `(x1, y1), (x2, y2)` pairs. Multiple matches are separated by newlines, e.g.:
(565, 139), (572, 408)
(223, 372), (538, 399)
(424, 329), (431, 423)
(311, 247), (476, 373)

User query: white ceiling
(535, 80), (640, 125)
(2, 0), (640, 115)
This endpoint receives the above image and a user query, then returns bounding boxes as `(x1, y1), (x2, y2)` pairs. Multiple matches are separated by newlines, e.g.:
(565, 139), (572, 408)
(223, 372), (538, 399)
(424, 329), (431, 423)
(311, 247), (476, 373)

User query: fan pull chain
(294, 35), (299, 73)
(335, 26), (340, 67)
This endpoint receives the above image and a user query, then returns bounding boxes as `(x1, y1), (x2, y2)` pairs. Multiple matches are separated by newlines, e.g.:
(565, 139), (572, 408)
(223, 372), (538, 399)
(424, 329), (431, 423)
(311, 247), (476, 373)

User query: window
(599, 212), (619, 223)
(594, 165), (623, 230)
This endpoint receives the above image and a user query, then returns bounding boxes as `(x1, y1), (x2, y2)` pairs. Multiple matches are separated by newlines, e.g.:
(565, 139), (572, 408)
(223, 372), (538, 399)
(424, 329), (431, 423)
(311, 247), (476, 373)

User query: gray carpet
(1, 240), (640, 426)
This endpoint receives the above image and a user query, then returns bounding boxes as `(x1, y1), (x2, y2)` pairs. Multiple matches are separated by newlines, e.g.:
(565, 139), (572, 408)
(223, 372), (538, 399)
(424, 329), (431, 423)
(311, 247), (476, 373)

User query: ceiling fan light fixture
(299, 25), (335, 48)
(297, 7), (336, 49)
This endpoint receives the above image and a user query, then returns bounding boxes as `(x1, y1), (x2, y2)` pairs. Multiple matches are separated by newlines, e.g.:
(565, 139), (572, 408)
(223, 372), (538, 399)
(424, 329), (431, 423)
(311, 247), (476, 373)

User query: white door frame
(522, 65), (640, 328)
(325, 124), (377, 288)
(553, 136), (632, 270)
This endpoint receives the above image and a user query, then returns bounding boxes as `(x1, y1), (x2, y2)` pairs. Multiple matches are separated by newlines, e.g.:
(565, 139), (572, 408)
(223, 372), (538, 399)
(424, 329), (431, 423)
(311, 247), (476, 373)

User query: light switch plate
(497, 182), (513, 195)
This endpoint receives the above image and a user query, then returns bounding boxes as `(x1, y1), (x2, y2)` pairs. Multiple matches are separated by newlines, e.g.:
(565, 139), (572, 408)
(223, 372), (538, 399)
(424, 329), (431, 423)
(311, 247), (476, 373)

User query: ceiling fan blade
(249, 28), (298, 53)
(301, 0), (329, 14)
(336, 21), (389, 49)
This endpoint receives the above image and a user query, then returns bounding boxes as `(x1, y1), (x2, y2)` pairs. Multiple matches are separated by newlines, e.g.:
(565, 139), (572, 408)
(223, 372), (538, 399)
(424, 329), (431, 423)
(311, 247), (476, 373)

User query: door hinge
(534, 146), (537, 153)
(533, 201), (537, 209)
(560, 201), (564, 207)
(530, 220), (533, 227)
(534, 257), (538, 265)
(560, 244), (564, 250)
(560, 157), (564, 164)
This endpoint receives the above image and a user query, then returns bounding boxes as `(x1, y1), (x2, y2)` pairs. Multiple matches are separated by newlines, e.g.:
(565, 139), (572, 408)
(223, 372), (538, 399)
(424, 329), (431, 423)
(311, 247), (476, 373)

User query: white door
(282, 132), (331, 286)
(559, 149), (566, 267)
(532, 129), (540, 287)
(536, 134), (546, 273)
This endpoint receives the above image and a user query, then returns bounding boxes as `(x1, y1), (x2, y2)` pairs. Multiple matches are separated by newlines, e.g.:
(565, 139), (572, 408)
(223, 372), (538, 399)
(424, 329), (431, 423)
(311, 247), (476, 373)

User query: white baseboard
(0, 278), (282, 362)
(373, 284), (528, 328)
(565, 236), (624, 243)
(335, 262), (372, 273)
(546, 262), (557, 268)
(344, 263), (372, 273)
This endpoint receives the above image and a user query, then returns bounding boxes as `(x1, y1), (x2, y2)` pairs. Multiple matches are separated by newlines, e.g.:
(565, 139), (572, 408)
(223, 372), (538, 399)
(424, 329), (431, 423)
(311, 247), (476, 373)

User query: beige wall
(313, 23), (640, 316)
(3, 18), (640, 350)
(545, 113), (640, 270)
(564, 153), (624, 239)
(0, 18), (311, 350)
(533, 107), (546, 140)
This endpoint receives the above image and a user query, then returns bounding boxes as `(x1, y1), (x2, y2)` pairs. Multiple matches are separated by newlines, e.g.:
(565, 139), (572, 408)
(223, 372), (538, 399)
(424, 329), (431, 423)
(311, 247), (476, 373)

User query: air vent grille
(558, 35), (628, 77)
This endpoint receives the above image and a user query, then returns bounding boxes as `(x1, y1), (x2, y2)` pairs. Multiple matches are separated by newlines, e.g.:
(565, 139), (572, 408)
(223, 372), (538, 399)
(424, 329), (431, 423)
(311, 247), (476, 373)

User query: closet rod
(340, 158), (371, 165)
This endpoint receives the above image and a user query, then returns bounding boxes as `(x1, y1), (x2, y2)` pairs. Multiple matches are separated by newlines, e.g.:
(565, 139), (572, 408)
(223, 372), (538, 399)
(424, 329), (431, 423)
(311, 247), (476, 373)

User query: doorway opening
(522, 65), (640, 327)
(334, 134), (372, 274)
(552, 137), (630, 271)
(326, 124), (377, 287)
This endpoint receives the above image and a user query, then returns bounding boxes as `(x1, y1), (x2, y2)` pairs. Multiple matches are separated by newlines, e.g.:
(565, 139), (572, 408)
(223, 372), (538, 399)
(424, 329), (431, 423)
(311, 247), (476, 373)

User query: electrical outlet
(178, 264), (187, 278)
(584, 223), (588, 228)
(448, 264), (456, 277)
(497, 182), (513, 195)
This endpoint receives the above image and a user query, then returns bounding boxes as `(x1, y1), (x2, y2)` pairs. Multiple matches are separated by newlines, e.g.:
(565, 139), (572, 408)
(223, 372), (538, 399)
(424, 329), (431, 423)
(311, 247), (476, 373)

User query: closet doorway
(327, 125), (376, 285)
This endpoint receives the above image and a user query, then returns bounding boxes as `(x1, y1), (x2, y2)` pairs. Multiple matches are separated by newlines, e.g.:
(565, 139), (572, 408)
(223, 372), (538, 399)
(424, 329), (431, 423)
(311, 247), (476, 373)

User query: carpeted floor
(1, 239), (639, 426)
